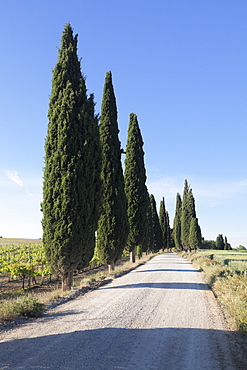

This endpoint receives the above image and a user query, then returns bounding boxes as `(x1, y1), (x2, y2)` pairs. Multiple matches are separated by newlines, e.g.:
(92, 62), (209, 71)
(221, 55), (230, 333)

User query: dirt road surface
(0, 253), (246, 369)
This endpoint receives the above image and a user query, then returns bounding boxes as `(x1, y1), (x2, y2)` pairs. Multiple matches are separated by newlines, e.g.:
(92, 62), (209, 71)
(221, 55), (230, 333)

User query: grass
(181, 249), (247, 334)
(0, 252), (157, 325)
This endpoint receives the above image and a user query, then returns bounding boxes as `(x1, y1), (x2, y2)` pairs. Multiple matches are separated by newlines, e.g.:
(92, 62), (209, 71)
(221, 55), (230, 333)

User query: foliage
(189, 217), (201, 250)
(180, 180), (201, 251)
(224, 236), (232, 250)
(173, 193), (182, 250)
(181, 180), (191, 250)
(0, 296), (44, 322)
(0, 243), (49, 288)
(150, 194), (162, 252)
(201, 239), (216, 249)
(97, 71), (129, 268)
(216, 234), (225, 250)
(159, 198), (167, 250)
(42, 23), (100, 289)
(144, 194), (154, 254)
(236, 245), (247, 251)
(124, 113), (149, 259)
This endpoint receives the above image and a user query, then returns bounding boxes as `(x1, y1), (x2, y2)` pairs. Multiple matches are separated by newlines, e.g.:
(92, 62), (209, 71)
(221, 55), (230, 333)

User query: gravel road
(0, 253), (246, 369)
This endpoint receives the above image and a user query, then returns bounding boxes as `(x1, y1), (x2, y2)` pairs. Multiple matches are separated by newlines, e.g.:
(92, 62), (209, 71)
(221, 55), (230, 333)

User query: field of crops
(199, 249), (247, 275)
(0, 240), (50, 290)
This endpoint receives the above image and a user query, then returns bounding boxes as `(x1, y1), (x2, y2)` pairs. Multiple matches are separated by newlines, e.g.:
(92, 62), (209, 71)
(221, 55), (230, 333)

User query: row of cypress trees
(42, 24), (202, 290)
(42, 24), (166, 290)
(173, 180), (202, 251)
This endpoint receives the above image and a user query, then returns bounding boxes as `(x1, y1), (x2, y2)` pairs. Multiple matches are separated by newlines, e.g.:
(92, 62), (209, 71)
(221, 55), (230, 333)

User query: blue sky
(0, 1), (247, 247)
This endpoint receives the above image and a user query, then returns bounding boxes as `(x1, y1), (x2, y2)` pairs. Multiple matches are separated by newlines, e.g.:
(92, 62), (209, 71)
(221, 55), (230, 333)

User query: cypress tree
(216, 234), (224, 250)
(173, 193), (182, 250)
(77, 94), (102, 270)
(224, 236), (231, 250)
(124, 113), (149, 263)
(189, 217), (202, 250)
(145, 194), (154, 254)
(181, 180), (199, 251)
(159, 198), (166, 251)
(159, 197), (169, 251)
(42, 24), (101, 290)
(166, 210), (172, 250)
(150, 194), (162, 252)
(188, 188), (196, 218)
(181, 180), (191, 250)
(97, 71), (129, 272)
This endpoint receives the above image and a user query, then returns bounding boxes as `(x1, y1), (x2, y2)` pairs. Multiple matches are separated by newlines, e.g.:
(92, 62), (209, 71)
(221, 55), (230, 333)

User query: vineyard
(0, 241), (51, 291)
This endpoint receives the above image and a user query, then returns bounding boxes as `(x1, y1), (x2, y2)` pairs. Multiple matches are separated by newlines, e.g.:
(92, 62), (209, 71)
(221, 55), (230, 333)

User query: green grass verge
(181, 250), (247, 334)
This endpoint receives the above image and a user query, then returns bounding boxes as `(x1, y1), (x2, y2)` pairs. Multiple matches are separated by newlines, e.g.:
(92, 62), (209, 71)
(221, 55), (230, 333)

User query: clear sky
(0, 1), (247, 248)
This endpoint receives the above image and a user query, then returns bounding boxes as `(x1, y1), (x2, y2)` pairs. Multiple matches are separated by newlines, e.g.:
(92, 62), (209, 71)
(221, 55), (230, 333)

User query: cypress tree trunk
(124, 113), (149, 263)
(62, 271), (73, 291)
(97, 71), (129, 267)
(108, 262), (115, 274)
(130, 247), (136, 263)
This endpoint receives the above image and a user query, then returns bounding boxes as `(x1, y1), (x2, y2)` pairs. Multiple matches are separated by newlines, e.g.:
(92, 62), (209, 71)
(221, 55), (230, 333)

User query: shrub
(0, 296), (44, 322)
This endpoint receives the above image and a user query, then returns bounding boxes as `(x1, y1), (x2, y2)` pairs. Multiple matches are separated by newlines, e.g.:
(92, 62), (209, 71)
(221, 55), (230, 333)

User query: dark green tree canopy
(181, 180), (200, 250)
(124, 113), (149, 253)
(150, 194), (162, 252)
(216, 234), (224, 250)
(42, 24), (101, 289)
(173, 193), (182, 250)
(97, 71), (129, 267)
(181, 180), (191, 249)
(189, 217), (202, 250)
(159, 197), (170, 250)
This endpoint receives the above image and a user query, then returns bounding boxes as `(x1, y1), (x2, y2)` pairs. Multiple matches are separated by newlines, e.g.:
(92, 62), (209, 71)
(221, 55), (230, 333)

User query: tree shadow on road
(133, 269), (199, 273)
(101, 282), (209, 290)
(0, 327), (246, 369)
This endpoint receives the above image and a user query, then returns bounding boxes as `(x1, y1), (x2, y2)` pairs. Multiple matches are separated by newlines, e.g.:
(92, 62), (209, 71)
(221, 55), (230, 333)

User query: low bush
(0, 296), (44, 323)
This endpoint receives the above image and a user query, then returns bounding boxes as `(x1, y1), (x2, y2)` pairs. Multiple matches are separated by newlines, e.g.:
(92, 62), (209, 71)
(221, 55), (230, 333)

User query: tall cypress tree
(124, 113), (149, 263)
(42, 24), (100, 290)
(77, 94), (102, 270)
(166, 210), (171, 250)
(97, 71), (129, 271)
(224, 236), (231, 250)
(150, 194), (162, 252)
(173, 193), (182, 250)
(159, 197), (168, 251)
(216, 234), (224, 250)
(145, 194), (154, 254)
(181, 180), (191, 250)
(181, 180), (198, 251)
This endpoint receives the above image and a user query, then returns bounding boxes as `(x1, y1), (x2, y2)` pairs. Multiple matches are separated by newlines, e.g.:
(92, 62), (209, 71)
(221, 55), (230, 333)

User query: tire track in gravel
(0, 253), (246, 369)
